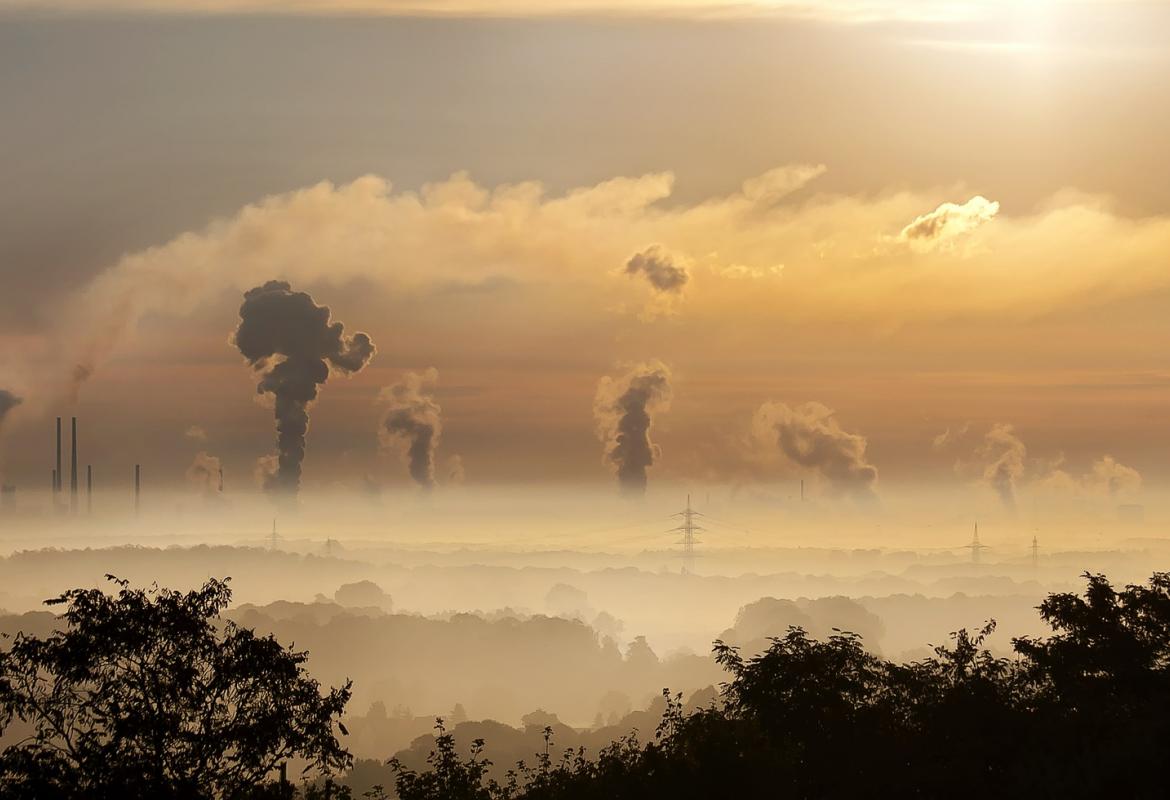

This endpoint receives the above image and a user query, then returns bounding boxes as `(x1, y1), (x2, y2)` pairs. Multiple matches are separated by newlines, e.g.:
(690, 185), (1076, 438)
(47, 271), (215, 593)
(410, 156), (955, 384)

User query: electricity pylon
(670, 494), (705, 575)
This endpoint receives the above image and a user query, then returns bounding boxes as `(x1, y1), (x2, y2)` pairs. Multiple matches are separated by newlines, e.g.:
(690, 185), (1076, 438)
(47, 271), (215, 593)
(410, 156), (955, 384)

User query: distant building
(1118, 504), (1145, 523)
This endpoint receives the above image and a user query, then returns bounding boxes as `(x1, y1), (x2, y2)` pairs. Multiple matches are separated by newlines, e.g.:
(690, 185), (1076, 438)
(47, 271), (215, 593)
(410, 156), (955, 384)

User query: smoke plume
(752, 401), (878, 502)
(379, 368), (442, 490)
(625, 245), (689, 293)
(0, 390), (22, 429)
(234, 280), (376, 495)
(977, 423), (1026, 511)
(186, 451), (222, 495)
(1085, 455), (1141, 497)
(594, 362), (673, 495)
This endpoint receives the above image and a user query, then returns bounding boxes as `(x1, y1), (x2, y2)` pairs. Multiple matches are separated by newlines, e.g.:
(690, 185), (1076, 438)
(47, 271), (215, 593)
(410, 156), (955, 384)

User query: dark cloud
(754, 401), (878, 502)
(380, 369), (443, 490)
(594, 362), (673, 495)
(234, 280), (375, 495)
(624, 245), (689, 294)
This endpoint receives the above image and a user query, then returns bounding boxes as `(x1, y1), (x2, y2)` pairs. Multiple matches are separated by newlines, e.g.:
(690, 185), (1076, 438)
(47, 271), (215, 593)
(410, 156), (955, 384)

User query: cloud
(752, 401), (878, 502)
(594, 361), (673, 495)
(234, 280), (376, 495)
(185, 425), (208, 442)
(28, 163), (1170, 406)
(899, 195), (1000, 250)
(625, 245), (690, 294)
(379, 368), (443, 490)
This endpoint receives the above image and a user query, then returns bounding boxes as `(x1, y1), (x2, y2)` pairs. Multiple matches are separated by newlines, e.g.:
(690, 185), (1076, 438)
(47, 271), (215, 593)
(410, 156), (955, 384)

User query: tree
(0, 576), (352, 800)
(383, 573), (1170, 800)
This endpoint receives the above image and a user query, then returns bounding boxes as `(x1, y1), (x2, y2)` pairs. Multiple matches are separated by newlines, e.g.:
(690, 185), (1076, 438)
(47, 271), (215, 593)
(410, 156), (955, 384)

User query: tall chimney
(87, 465), (93, 515)
(218, 466), (224, 493)
(51, 469), (57, 496)
(134, 464), (141, 516)
(55, 417), (62, 494)
(70, 417), (78, 513)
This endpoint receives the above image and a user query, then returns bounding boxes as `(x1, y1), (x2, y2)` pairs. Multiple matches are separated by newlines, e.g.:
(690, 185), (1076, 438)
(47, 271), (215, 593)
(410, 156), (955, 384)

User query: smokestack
(51, 469), (56, 497)
(70, 417), (78, 513)
(87, 465), (92, 515)
(218, 466), (224, 493)
(134, 464), (140, 516)
(55, 417), (61, 494)
(800, 479), (804, 502)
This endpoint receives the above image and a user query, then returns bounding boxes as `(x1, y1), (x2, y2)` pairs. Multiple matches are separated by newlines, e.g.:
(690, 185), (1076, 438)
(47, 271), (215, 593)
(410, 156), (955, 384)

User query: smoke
(0, 390), (22, 430)
(379, 368), (443, 490)
(625, 245), (689, 294)
(185, 451), (222, 495)
(935, 423), (1141, 508)
(234, 281), (376, 495)
(446, 454), (466, 486)
(976, 423), (1027, 511)
(593, 362), (673, 495)
(899, 195), (999, 250)
(1084, 455), (1142, 497)
(752, 401), (878, 502)
(185, 425), (208, 443)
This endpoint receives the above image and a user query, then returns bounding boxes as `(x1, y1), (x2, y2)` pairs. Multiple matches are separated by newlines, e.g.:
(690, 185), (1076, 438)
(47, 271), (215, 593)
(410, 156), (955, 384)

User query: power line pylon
(269, 519), (281, 551)
(1031, 535), (1039, 570)
(670, 494), (705, 576)
(967, 522), (989, 564)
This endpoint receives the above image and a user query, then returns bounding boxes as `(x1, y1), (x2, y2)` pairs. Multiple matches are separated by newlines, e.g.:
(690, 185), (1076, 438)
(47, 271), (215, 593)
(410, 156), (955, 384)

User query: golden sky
(0, 0), (1168, 502)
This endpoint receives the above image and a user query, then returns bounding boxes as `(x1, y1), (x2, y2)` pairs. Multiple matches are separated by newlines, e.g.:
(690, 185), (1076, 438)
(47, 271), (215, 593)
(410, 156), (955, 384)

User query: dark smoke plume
(754, 401), (878, 503)
(594, 362), (673, 495)
(0, 390), (21, 428)
(234, 281), (375, 494)
(625, 245), (689, 293)
(379, 369), (442, 490)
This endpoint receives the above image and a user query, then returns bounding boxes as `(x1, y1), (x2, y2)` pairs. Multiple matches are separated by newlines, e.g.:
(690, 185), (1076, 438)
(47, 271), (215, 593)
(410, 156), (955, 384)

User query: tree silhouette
(385, 572), (1170, 800)
(0, 576), (351, 799)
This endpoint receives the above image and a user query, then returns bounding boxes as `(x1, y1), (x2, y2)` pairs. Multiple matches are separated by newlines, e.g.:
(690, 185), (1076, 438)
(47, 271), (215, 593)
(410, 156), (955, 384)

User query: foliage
(388, 572), (1170, 799)
(0, 576), (352, 800)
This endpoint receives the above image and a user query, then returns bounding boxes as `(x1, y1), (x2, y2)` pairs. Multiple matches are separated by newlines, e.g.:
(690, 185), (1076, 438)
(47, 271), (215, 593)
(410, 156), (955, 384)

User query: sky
(1, 0), (1169, 505)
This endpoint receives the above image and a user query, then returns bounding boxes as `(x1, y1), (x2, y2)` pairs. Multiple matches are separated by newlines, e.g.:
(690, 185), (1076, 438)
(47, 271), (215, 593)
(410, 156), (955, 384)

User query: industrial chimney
(55, 417), (62, 494)
(134, 464), (141, 516)
(87, 465), (93, 515)
(70, 417), (78, 514)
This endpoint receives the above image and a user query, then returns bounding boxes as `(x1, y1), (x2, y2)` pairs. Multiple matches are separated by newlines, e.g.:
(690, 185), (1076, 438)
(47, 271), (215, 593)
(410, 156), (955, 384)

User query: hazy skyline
(2, 2), (1169, 497)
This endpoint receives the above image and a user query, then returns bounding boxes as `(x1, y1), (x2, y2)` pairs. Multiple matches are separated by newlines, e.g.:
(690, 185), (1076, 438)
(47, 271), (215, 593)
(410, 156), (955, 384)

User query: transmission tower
(967, 522), (989, 564)
(670, 494), (705, 575)
(269, 519), (281, 551)
(1031, 535), (1040, 569)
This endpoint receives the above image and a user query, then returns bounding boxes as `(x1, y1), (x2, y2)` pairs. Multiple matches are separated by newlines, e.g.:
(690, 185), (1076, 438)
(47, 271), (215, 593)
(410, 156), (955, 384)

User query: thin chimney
(55, 417), (62, 493)
(87, 465), (93, 515)
(70, 417), (78, 513)
(134, 464), (141, 516)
